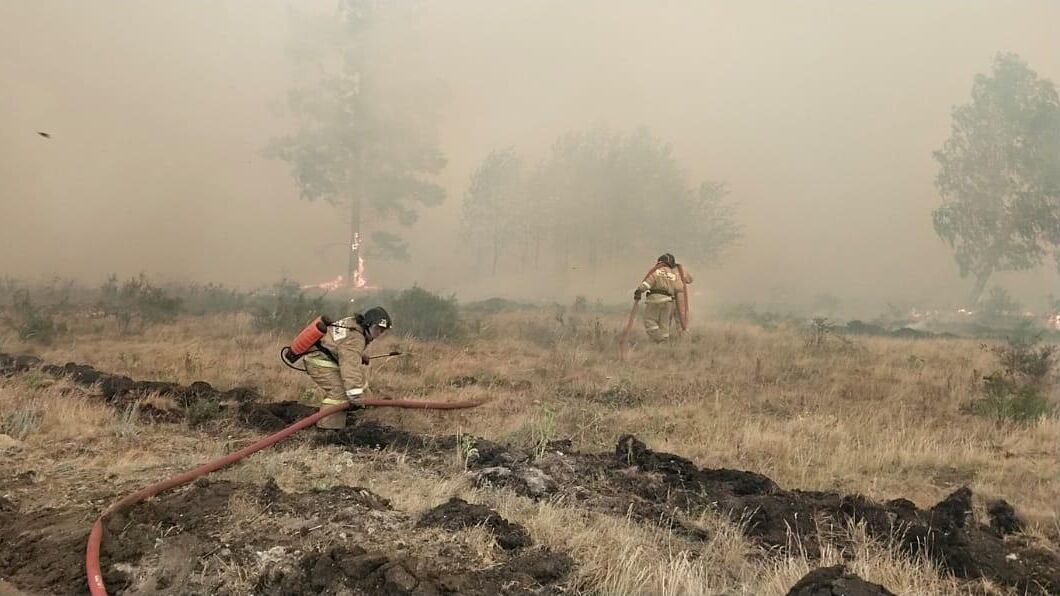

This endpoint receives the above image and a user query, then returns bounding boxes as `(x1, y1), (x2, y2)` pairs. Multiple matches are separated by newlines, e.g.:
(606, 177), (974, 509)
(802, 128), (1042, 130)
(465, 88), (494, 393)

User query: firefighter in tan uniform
(633, 253), (692, 342)
(303, 307), (391, 429)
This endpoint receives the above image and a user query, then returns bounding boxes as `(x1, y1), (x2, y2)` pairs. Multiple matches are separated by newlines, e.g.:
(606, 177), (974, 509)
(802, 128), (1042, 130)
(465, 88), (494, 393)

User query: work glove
(633, 288), (644, 301)
(361, 354), (370, 366)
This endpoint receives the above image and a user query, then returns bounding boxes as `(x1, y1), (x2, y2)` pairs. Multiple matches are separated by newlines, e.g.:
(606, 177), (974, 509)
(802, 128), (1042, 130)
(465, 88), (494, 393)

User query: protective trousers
(643, 300), (674, 342)
(304, 353), (349, 429)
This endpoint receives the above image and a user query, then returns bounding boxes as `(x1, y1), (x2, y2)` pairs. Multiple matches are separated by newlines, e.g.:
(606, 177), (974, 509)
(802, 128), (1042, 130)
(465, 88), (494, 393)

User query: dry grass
(2, 309), (1058, 593)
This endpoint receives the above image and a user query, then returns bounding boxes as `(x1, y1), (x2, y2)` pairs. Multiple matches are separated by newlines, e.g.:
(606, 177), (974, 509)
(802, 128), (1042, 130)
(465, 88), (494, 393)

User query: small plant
(529, 406), (557, 458)
(805, 317), (834, 348)
(572, 295), (588, 312)
(2, 407), (43, 439)
(113, 402), (141, 438)
(457, 433), (480, 470)
(186, 397), (223, 427)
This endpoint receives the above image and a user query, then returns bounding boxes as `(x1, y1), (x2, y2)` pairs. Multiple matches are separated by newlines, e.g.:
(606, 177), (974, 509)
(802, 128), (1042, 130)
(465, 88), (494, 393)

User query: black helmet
(657, 253), (676, 268)
(362, 306), (392, 330)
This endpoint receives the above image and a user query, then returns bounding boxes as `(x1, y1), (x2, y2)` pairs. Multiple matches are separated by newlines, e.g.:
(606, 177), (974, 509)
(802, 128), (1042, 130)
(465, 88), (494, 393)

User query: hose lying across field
(85, 397), (486, 596)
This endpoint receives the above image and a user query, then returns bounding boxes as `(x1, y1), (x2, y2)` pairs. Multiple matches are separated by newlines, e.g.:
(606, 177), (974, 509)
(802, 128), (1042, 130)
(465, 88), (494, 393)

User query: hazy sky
(2, 1), (1059, 310)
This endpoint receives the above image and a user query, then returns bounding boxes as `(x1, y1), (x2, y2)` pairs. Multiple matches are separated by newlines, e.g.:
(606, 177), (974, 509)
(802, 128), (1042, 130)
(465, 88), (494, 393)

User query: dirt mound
(0, 505), (98, 595)
(786, 565), (896, 596)
(0, 354), (42, 376)
(1, 352), (271, 426)
(987, 499), (1024, 535)
(237, 400), (316, 432)
(419, 497), (531, 550)
(324, 421), (512, 466)
(607, 438), (1060, 595)
(325, 425), (1060, 594)
(38, 361), (264, 408)
(256, 544), (571, 596)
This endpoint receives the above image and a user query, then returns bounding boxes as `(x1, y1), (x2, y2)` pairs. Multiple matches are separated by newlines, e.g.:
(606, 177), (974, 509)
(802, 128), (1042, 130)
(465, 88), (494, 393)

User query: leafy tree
(467, 127), (740, 278)
(461, 149), (523, 275)
(673, 181), (741, 264)
(933, 53), (1060, 303)
(268, 1), (445, 287)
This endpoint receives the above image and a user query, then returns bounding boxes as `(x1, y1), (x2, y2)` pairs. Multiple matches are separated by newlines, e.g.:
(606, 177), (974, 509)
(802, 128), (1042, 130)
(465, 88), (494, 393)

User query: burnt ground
(785, 565), (896, 596)
(0, 476), (570, 595)
(2, 352), (1060, 594)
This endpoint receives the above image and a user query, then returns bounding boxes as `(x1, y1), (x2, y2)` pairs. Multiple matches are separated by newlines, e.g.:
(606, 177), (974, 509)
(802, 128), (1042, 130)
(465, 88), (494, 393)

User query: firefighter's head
(657, 253), (676, 268)
(362, 307), (392, 339)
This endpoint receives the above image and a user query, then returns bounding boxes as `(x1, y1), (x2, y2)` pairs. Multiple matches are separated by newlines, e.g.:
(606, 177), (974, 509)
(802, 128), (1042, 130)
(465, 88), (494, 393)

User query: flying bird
(37, 132), (51, 139)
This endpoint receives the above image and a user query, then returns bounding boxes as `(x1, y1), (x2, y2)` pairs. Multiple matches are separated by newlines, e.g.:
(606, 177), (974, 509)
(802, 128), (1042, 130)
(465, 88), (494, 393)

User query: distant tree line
(460, 128), (741, 277)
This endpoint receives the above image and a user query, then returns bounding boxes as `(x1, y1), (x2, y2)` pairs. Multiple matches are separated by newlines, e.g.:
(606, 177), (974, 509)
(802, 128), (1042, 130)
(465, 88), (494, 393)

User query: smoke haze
(3, 1), (1059, 312)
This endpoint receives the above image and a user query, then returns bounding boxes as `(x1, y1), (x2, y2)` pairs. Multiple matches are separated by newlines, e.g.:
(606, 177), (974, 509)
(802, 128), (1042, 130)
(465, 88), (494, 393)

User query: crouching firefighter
(633, 253), (692, 342)
(282, 307), (392, 429)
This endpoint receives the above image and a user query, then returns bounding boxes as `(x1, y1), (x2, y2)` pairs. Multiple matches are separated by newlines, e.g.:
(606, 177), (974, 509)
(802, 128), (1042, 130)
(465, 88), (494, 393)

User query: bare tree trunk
(347, 151), (367, 288)
(347, 192), (360, 287)
(492, 231), (499, 276)
(970, 270), (992, 305)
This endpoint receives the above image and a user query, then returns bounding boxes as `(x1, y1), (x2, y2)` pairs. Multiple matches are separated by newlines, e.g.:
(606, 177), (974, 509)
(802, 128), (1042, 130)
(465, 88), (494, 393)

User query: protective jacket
(304, 316), (370, 429)
(638, 265), (693, 341)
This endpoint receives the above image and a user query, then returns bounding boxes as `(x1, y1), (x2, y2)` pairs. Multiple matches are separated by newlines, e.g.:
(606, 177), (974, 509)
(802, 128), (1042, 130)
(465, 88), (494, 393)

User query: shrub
(176, 282), (249, 315)
(970, 325), (1057, 424)
(5, 290), (62, 344)
(388, 286), (463, 341)
(251, 279), (326, 334)
(972, 374), (1054, 423)
(99, 274), (182, 332)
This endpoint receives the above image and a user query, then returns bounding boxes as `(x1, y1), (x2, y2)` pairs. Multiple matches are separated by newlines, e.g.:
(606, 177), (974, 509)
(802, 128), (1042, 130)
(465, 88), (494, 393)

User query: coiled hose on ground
(86, 397), (485, 595)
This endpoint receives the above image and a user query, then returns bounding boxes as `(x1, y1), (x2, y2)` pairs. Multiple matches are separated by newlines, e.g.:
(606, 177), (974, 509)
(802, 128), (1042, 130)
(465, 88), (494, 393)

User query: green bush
(970, 326), (1057, 424)
(175, 282), (249, 315)
(251, 279), (327, 334)
(388, 286), (463, 341)
(972, 374), (1054, 423)
(99, 274), (182, 332)
(5, 290), (61, 344)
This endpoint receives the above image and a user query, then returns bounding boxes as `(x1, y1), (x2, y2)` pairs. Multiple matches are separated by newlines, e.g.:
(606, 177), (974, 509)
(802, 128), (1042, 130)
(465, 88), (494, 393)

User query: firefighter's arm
(635, 270), (656, 299)
(335, 334), (369, 400)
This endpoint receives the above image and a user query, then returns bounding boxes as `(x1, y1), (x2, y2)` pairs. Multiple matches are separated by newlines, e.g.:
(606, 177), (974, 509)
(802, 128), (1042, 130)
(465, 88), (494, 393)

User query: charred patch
(786, 565), (896, 596)
(418, 497), (531, 550)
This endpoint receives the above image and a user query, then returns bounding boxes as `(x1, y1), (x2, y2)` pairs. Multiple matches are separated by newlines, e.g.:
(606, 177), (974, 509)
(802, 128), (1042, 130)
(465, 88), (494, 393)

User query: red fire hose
(85, 397), (485, 595)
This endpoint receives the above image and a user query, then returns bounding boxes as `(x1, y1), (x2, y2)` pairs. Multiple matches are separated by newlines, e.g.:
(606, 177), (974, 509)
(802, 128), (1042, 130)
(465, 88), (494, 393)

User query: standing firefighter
(299, 307), (392, 429)
(633, 253), (693, 342)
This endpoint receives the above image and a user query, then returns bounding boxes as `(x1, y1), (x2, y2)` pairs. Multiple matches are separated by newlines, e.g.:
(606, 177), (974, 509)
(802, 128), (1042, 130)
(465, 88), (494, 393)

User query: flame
(352, 254), (375, 289)
(302, 275), (345, 291)
(303, 233), (377, 291)
(350, 232), (376, 289)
